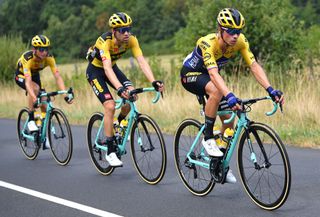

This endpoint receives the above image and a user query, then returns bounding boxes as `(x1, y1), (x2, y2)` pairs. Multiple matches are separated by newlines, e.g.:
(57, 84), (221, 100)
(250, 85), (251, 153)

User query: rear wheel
(48, 108), (73, 166)
(238, 122), (291, 210)
(87, 112), (114, 175)
(174, 119), (215, 196)
(130, 114), (166, 184)
(17, 108), (39, 160)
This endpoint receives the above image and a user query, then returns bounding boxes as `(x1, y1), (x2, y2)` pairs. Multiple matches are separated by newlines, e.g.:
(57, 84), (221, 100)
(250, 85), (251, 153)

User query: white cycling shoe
(44, 137), (51, 149)
(27, 121), (38, 132)
(225, 170), (237, 184)
(105, 152), (123, 167)
(202, 139), (224, 157)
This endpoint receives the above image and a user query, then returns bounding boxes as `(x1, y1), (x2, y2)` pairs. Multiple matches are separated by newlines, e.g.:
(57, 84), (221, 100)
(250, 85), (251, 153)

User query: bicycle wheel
(238, 122), (291, 210)
(48, 108), (73, 166)
(174, 119), (215, 196)
(17, 108), (40, 160)
(87, 112), (114, 175)
(130, 114), (166, 185)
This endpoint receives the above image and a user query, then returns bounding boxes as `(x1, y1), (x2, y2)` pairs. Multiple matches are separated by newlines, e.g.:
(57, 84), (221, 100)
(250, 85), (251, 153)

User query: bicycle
(87, 87), (167, 185)
(17, 88), (74, 166)
(174, 96), (291, 210)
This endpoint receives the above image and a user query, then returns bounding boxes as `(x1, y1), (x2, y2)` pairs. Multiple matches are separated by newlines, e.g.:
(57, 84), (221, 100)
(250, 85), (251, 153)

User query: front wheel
(130, 114), (166, 185)
(174, 119), (215, 196)
(238, 122), (291, 210)
(17, 108), (40, 160)
(87, 112), (114, 175)
(48, 108), (73, 166)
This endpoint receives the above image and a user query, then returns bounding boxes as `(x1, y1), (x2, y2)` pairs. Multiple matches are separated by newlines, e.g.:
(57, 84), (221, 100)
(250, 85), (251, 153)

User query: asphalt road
(0, 118), (319, 217)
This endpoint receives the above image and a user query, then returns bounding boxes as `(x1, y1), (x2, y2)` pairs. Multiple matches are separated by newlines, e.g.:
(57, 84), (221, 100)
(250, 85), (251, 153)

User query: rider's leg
(204, 82), (223, 140)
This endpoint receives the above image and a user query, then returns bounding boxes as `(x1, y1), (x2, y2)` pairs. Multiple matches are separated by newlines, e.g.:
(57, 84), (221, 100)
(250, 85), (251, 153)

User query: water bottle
(120, 119), (128, 136)
(213, 126), (224, 151)
(222, 128), (234, 148)
(35, 111), (42, 127)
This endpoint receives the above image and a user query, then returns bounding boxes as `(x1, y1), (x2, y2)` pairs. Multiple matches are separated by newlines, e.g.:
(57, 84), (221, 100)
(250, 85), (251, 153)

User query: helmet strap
(219, 28), (232, 47)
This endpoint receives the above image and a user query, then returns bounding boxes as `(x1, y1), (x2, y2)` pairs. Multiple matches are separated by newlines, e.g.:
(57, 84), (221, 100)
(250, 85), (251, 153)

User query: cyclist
(180, 8), (284, 183)
(86, 12), (164, 167)
(15, 35), (74, 147)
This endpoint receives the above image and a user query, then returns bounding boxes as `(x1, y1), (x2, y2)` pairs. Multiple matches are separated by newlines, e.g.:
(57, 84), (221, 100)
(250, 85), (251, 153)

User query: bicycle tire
(48, 108), (73, 166)
(237, 122), (291, 210)
(87, 112), (114, 175)
(130, 114), (167, 184)
(174, 119), (215, 196)
(17, 108), (40, 160)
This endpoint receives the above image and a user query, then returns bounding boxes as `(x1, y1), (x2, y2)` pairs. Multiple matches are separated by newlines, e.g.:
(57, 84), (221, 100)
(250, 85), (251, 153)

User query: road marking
(0, 180), (122, 217)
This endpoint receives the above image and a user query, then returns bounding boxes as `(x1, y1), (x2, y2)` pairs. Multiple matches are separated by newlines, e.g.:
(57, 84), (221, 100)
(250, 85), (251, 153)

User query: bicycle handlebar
(223, 96), (281, 124)
(33, 88), (73, 108)
(115, 87), (161, 109)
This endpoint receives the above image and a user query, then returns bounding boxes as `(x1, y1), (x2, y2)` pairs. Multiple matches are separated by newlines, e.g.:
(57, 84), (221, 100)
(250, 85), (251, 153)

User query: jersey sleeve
(128, 36), (143, 58)
(198, 37), (218, 70)
(96, 36), (111, 61)
(239, 35), (256, 66)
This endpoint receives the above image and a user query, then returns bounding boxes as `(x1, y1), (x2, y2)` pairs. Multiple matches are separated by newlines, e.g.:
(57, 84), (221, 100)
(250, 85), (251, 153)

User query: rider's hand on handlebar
(266, 86), (284, 105)
(117, 86), (129, 99)
(152, 80), (164, 92)
(225, 92), (242, 111)
(64, 88), (74, 104)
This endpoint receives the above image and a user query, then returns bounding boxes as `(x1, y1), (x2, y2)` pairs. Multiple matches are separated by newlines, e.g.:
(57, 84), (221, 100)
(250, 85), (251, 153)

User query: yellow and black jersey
(183, 33), (256, 71)
(16, 50), (58, 77)
(90, 32), (143, 68)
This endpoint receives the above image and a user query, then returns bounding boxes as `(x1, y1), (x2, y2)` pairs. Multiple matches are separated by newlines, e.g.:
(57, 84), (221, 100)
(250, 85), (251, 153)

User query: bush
(0, 35), (28, 82)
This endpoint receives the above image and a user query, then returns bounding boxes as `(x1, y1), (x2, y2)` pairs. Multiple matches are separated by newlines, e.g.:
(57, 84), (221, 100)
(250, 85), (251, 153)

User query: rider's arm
(208, 67), (231, 96)
(47, 57), (67, 91)
(25, 75), (37, 102)
(135, 55), (156, 82)
(102, 58), (123, 90)
(249, 61), (271, 89)
(22, 60), (37, 102)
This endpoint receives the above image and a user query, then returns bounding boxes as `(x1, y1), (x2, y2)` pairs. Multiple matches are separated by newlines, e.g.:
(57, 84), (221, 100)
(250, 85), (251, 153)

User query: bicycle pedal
(112, 165), (123, 168)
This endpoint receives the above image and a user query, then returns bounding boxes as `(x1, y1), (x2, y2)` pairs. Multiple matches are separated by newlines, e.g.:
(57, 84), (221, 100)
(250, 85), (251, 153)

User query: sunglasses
(222, 27), (242, 35)
(116, 26), (131, 34)
(37, 47), (49, 52)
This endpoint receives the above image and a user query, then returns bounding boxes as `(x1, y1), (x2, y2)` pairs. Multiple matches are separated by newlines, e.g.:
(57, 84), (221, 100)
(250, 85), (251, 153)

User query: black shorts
(180, 66), (228, 110)
(180, 66), (210, 96)
(15, 68), (42, 90)
(86, 62), (132, 104)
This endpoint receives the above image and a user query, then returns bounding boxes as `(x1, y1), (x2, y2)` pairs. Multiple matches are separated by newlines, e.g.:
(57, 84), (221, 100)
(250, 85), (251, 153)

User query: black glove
(266, 86), (283, 102)
(152, 80), (163, 91)
(64, 88), (74, 103)
(117, 86), (126, 97)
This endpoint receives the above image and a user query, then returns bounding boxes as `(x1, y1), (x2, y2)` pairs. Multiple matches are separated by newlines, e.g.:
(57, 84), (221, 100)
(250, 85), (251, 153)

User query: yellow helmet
(217, 8), (245, 29)
(31, 35), (50, 47)
(108, 12), (132, 28)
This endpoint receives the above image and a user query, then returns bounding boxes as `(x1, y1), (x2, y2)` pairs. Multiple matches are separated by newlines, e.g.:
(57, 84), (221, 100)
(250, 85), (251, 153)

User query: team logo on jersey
(188, 56), (199, 69)
(203, 52), (211, 62)
(114, 47), (119, 53)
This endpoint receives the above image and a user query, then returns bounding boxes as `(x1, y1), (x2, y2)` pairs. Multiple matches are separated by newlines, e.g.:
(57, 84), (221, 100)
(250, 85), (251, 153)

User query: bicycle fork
(244, 127), (271, 170)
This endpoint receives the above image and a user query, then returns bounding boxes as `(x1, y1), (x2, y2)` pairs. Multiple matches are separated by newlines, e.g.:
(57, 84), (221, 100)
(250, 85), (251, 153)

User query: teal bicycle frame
(185, 96), (279, 174)
(93, 87), (160, 155)
(21, 89), (71, 146)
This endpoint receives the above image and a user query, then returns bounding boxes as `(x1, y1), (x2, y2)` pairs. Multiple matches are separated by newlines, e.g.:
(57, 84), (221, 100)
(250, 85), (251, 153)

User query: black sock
(105, 136), (116, 155)
(204, 115), (216, 141)
(117, 113), (126, 124)
(29, 111), (35, 121)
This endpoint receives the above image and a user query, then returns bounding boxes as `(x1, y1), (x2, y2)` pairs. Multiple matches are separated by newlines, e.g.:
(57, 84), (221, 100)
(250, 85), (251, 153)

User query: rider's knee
(103, 100), (116, 113)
